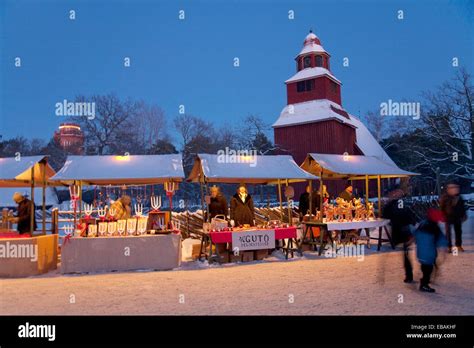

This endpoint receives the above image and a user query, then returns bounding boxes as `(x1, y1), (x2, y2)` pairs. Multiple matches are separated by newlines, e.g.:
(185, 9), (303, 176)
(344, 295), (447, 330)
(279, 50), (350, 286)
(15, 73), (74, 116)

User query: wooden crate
(242, 251), (254, 262)
(229, 253), (243, 263)
(254, 249), (268, 260)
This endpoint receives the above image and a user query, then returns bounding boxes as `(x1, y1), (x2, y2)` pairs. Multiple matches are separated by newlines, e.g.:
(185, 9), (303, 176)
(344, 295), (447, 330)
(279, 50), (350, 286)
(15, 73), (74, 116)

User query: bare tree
(416, 68), (473, 180)
(130, 101), (168, 149)
(73, 94), (139, 155)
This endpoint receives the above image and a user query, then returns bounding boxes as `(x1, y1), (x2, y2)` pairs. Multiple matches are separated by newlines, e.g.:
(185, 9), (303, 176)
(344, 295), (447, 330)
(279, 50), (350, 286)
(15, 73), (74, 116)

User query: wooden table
(303, 219), (393, 255)
(202, 227), (300, 263)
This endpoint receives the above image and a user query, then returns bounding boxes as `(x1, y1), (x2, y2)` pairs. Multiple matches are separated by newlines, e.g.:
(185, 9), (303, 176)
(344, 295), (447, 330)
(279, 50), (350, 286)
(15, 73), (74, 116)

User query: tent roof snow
(187, 154), (318, 184)
(50, 154), (185, 185)
(301, 153), (418, 180)
(0, 155), (56, 187)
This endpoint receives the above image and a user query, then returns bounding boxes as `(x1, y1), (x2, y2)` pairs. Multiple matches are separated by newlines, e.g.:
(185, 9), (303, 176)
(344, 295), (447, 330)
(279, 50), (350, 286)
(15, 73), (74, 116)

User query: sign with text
(232, 229), (275, 251)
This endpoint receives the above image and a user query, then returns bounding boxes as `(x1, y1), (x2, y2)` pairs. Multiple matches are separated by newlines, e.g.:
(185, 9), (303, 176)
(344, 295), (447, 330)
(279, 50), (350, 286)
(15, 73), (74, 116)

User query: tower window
(296, 79), (315, 93)
(315, 55), (323, 67)
(331, 81), (338, 93)
(303, 56), (311, 68)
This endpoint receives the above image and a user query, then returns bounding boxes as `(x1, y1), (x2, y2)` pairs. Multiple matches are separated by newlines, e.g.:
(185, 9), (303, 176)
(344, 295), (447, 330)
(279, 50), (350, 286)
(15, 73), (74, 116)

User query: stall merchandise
(50, 154), (185, 273)
(187, 153), (318, 263)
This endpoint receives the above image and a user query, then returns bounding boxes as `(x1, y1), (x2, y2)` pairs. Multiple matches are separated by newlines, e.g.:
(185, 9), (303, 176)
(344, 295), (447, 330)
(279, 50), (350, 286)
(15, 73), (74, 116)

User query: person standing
(382, 187), (417, 283)
(298, 185), (311, 217)
(11, 192), (36, 235)
(414, 208), (448, 293)
(230, 185), (255, 226)
(207, 185), (228, 219)
(440, 181), (467, 253)
(338, 183), (354, 203)
(109, 195), (132, 220)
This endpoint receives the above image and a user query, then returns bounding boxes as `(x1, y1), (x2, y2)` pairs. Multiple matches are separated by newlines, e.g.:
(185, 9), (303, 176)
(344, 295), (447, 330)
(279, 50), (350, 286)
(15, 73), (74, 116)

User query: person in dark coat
(338, 183), (354, 203)
(414, 208), (448, 293)
(440, 181), (467, 252)
(299, 185), (329, 218)
(12, 192), (37, 235)
(298, 185), (312, 217)
(230, 185), (255, 226)
(207, 185), (228, 219)
(382, 188), (417, 283)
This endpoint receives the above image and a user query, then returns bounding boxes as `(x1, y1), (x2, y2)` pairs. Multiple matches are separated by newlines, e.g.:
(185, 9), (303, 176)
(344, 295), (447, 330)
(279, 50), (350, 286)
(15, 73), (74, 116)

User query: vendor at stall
(230, 185), (255, 226)
(207, 185), (228, 220)
(11, 192), (36, 235)
(338, 183), (354, 202)
(109, 195), (132, 220)
(299, 185), (312, 216)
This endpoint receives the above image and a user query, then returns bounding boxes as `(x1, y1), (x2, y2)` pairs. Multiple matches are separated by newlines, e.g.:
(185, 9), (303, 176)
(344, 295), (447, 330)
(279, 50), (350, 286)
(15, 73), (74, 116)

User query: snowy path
(1, 216), (473, 315)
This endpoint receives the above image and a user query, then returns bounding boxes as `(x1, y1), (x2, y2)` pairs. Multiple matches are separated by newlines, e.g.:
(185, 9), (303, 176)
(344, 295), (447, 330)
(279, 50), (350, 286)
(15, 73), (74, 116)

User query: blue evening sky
(0, 0), (472, 142)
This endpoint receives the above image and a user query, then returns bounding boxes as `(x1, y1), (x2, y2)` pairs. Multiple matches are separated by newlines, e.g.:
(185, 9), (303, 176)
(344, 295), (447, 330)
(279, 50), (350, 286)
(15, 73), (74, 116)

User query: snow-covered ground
(0, 215), (472, 315)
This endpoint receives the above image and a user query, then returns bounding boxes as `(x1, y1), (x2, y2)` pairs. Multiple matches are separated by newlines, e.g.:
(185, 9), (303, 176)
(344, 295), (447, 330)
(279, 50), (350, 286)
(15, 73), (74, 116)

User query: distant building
(53, 123), (84, 154)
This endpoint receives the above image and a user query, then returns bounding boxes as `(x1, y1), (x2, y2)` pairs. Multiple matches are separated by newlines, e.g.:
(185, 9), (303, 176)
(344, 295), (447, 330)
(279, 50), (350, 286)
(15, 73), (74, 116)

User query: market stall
(187, 154), (318, 262)
(0, 155), (58, 277)
(50, 154), (185, 274)
(300, 153), (419, 254)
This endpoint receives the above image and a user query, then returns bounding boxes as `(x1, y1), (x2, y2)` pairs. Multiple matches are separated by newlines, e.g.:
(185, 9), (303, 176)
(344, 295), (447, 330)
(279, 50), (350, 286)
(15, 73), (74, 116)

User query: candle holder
(117, 219), (126, 236)
(151, 195), (162, 212)
(97, 206), (107, 221)
(137, 218), (147, 235)
(134, 204), (143, 217)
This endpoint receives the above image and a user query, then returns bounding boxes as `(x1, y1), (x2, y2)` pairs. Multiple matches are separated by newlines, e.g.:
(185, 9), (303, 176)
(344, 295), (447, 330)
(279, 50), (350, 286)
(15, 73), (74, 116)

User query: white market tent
(301, 153), (419, 218)
(0, 155), (57, 233)
(187, 154), (318, 184)
(50, 154), (185, 185)
(301, 153), (418, 180)
(0, 155), (56, 187)
(50, 154), (185, 227)
(188, 153), (318, 223)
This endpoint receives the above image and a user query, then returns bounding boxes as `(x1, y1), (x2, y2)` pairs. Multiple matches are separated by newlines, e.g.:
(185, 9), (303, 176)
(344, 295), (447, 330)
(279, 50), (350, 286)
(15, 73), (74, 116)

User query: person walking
(382, 187), (417, 283)
(440, 181), (467, 253)
(414, 208), (448, 293)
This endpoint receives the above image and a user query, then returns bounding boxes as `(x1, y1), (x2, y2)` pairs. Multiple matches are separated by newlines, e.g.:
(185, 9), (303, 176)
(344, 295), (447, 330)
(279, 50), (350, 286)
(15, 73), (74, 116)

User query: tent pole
(30, 164), (35, 234)
(285, 179), (291, 225)
(277, 179), (283, 221)
(199, 174), (206, 222)
(79, 181), (83, 219)
(377, 175), (382, 218)
(204, 180), (210, 223)
(308, 180), (313, 220)
(42, 161), (46, 235)
(73, 180), (77, 228)
(365, 175), (369, 209)
(319, 170), (324, 222)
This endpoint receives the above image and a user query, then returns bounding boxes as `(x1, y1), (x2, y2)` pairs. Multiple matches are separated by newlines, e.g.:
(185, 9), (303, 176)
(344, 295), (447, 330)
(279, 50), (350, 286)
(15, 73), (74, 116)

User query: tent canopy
(187, 154), (318, 184)
(0, 155), (56, 187)
(301, 153), (418, 180)
(50, 154), (185, 185)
